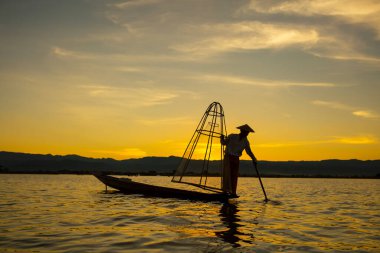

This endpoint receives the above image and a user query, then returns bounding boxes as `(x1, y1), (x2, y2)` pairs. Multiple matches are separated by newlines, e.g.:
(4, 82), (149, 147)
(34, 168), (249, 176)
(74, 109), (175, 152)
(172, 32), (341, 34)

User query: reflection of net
(172, 102), (227, 192)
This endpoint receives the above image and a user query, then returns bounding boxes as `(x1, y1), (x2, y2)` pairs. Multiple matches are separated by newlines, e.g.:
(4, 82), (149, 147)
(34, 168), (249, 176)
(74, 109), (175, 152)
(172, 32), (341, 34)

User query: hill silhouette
(0, 151), (379, 178)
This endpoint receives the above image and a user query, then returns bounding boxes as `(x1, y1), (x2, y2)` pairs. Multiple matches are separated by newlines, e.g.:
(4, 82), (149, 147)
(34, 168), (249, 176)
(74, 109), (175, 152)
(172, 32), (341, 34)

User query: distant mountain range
(0, 151), (379, 178)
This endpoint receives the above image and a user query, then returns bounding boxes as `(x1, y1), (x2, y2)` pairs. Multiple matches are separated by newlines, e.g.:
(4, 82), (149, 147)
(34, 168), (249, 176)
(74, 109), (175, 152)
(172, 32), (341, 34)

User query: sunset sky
(1, 0), (379, 161)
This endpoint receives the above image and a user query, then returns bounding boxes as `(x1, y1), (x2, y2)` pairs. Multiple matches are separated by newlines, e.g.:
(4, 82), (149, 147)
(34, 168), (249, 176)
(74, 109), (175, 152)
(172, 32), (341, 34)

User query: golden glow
(0, 1), (379, 161)
(352, 110), (379, 119)
(190, 142), (224, 161)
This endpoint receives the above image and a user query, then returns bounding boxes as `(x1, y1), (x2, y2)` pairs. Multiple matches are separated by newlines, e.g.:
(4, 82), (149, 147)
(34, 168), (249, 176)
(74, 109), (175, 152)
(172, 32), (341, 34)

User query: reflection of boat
(94, 174), (232, 202)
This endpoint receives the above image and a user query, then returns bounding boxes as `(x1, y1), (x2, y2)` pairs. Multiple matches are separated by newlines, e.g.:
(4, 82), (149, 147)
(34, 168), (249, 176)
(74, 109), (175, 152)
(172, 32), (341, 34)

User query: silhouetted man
(220, 124), (257, 197)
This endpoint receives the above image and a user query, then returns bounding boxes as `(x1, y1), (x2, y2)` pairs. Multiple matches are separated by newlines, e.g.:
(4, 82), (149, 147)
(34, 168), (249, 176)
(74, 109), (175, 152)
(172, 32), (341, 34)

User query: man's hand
(220, 134), (225, 144)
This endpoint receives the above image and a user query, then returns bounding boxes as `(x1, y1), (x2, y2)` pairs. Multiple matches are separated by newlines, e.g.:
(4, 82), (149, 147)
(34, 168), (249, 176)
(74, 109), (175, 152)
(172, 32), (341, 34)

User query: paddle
(253, 161), (269, 202)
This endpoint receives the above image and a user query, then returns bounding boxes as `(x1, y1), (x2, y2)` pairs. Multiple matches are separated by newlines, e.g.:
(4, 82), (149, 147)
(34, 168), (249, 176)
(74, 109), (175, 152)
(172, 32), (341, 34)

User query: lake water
(0, 175), (379, 253)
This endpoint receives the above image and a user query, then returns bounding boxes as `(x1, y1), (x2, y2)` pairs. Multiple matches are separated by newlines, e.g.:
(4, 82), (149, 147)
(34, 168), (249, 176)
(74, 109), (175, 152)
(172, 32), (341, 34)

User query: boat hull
(94, 174), (231, 202)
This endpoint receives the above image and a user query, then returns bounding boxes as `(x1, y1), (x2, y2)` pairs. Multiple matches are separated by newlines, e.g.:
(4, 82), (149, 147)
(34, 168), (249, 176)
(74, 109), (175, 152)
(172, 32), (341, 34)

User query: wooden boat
(94, 174), (233, 202)
(94, 103), (243, 203)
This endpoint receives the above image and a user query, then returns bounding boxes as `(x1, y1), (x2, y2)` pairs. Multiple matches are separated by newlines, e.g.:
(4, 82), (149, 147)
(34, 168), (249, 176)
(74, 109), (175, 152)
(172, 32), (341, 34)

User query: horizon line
(1, 151), (379, 162)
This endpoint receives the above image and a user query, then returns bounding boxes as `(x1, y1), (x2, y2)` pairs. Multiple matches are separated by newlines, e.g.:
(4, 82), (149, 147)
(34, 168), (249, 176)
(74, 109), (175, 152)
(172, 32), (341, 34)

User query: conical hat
(237, 124), (254, 133)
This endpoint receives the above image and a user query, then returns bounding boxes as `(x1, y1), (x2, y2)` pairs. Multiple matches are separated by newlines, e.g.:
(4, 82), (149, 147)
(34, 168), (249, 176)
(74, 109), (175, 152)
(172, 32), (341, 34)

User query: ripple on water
(0, 175), (379, 252)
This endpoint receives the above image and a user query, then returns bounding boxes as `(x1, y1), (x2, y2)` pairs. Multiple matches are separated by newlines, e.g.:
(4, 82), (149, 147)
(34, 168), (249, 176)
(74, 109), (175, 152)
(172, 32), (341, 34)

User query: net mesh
(172, 102), (226, 192)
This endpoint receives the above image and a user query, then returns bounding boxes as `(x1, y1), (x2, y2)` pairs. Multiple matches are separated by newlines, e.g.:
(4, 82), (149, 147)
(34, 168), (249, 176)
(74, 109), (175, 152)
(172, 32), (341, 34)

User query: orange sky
(0, 0), (379, 161)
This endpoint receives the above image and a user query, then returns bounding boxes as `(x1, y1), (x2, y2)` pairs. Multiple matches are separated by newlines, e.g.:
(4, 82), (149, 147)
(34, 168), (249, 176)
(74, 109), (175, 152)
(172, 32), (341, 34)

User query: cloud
(312, 100), (379, 119)
(307, 35), (380, 64)
(51, 47), (93, 59)
(51, 45), (199, 63)
(171, 18), (379, 64)
(49, 1), (380, 66)
(241, 1), (380, 63)
(172, 21), (320, 56)
(79, 84), (199, 108)
(81, 85), (180, 107)
(333, 135), (378, 144)
(352, 110), (379, 119)
(310, 51), (380, 64)
(195, 74), (336, 87)
(312, 100), (353, 110)
(244, 0), (380, 33)
(112, 0), (162, 9)
(245, 0), (380, 16)
(115, 66), (144, 73)
(257, 135), (378, 147)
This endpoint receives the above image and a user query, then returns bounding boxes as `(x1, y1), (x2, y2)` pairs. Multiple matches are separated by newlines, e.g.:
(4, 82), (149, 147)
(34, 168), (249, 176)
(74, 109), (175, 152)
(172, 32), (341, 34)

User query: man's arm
(245, 144), (257, 164)
(220, 134), (229, 145)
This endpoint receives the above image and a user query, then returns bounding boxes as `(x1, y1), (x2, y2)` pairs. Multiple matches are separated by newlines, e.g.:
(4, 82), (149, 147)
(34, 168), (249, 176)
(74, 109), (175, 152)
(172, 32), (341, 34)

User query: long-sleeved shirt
(221, 133), (254, 157)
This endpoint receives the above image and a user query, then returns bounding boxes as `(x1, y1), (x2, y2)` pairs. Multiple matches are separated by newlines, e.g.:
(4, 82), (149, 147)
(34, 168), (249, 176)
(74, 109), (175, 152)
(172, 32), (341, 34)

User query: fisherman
(220, 124), (257, 197)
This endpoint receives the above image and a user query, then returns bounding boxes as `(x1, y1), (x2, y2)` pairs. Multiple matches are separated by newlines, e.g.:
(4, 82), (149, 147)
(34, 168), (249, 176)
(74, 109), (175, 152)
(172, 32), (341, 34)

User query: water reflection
(2, 176), (378, 252)
(216, 202), (255, 247)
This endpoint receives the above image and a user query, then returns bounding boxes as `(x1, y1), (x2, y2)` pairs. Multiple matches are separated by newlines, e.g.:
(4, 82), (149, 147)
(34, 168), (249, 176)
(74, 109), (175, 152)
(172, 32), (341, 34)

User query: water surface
(0, 175), (379, 252)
